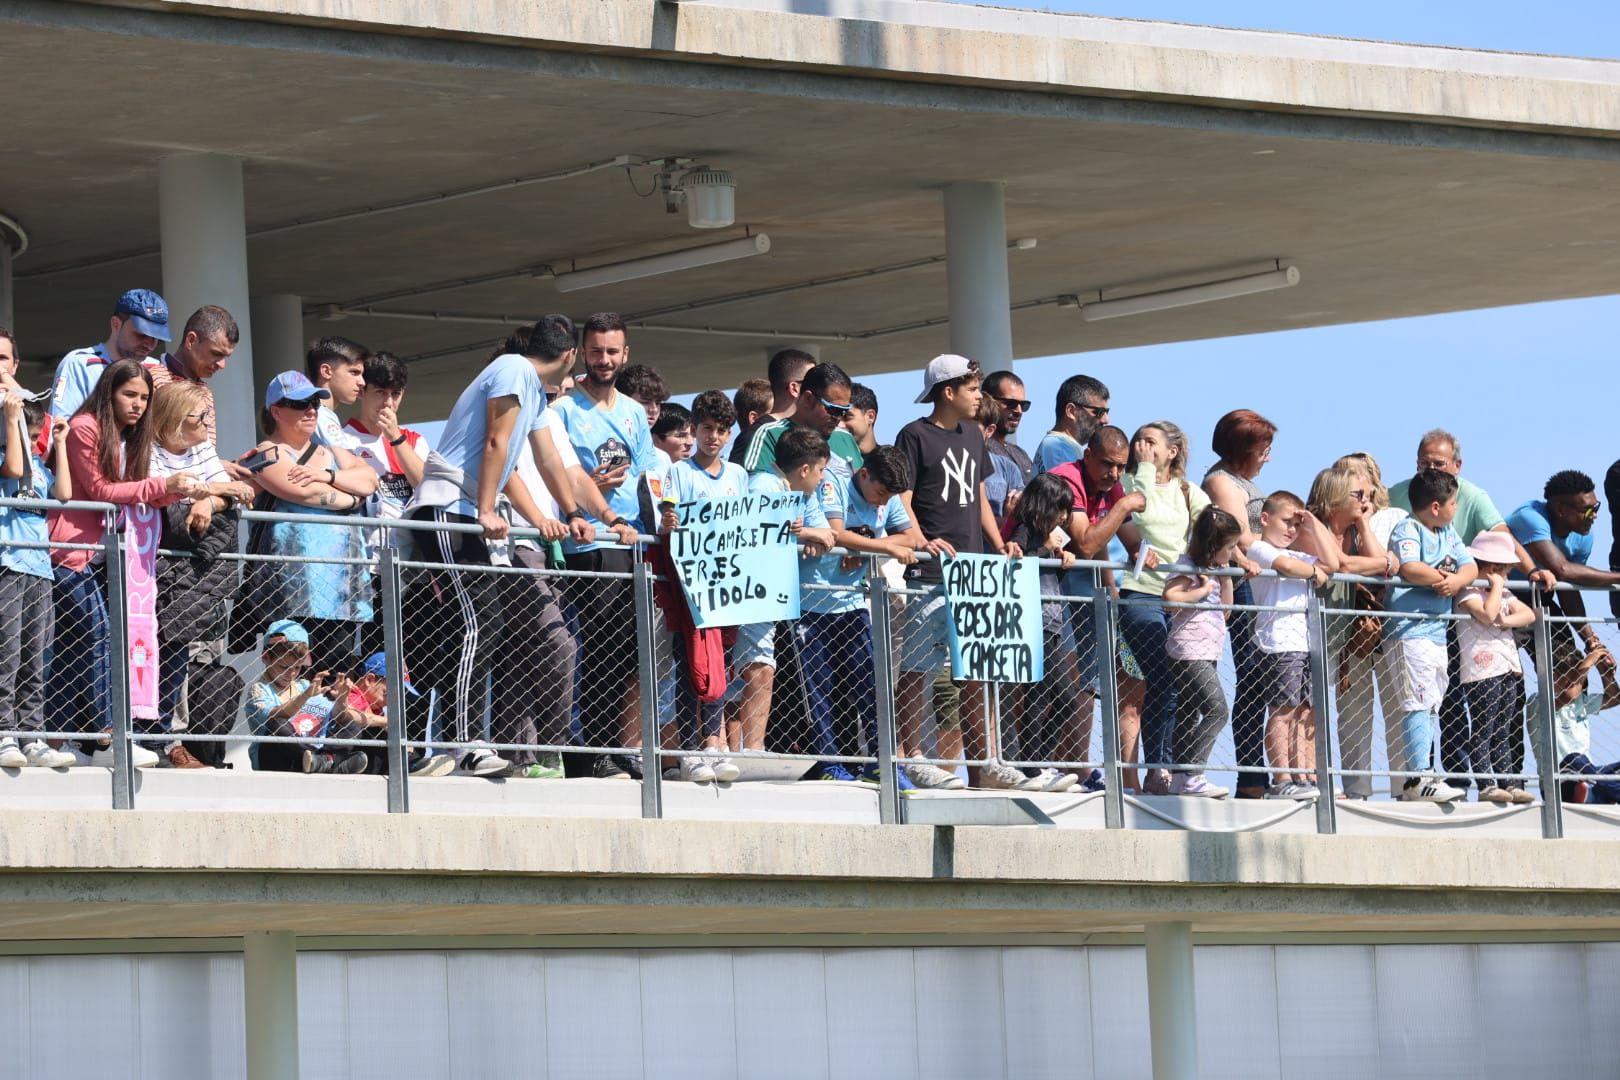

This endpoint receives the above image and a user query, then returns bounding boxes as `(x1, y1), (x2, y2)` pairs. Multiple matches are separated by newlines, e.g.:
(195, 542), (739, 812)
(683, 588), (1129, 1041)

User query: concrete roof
(3, 0), (1619, 417)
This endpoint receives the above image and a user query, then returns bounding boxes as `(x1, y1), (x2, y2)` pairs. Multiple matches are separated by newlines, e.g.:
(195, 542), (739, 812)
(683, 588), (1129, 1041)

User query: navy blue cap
(264, 371), (332, 409)
(113, 288), (171, 342)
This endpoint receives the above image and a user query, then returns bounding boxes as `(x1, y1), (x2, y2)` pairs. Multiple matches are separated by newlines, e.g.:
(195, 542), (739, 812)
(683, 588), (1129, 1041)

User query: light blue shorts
(897, 584), (952, 674)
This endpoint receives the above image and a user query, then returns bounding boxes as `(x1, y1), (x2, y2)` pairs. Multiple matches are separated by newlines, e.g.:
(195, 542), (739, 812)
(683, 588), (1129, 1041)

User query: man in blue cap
(49, 288), (171, 420)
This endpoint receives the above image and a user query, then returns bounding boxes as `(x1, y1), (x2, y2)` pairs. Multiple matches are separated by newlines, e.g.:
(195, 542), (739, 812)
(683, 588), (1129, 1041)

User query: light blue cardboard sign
(668, 492), (804, 628)
(942, 553), (1045, 683)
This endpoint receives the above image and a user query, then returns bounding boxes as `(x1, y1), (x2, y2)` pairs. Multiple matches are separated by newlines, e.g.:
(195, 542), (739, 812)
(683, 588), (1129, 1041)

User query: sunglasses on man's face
(818, 397), (851, 418)
(1577, 502), (1602, 519)
(1078, 403), (1109, 420)
(993, 396), (1031, 412)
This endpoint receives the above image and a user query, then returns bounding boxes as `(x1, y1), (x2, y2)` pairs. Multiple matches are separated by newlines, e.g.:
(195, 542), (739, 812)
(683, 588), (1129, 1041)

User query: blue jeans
(1117, 591), (1176, 769)
(1228, 579), (1269, 791)
(793, 610), (876, 760)
(1561, 753), (1620, 804)
(669, 632), (724, 747)
(46, 565), (110, 739)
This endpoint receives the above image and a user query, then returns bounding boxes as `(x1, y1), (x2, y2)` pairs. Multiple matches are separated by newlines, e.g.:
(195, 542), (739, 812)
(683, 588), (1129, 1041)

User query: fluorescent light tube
(553, 234), (771, 293)
(1079, 265), (1300, 321)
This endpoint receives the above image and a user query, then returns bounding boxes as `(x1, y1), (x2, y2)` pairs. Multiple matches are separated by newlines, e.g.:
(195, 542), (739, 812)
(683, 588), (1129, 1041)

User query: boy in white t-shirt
(1453, 531), (1537, 804)
(1247, 490), (1338, 800)
(1531, 636), (1620, 805)
(342, 352), (429, 553)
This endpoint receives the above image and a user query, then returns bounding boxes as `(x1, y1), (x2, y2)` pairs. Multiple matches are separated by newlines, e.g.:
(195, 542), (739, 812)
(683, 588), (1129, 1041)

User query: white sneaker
(90, 743), (160, 769)
(679, 756), (716, 783)
(23, 742), (75, 770)
(409, 752), (458, 777)
(709, 755), (741, 783)
(905, 760), (966, 790)
(0, 739), (24, 769)
(1401, 774), (1464, 803)
(1033, 767), (1079, 793)
(980, 762), (1042, 791)
(1172, 772), (1230, 799)
(457, 749), (509, 777)
(1266, 781), (1318, 801)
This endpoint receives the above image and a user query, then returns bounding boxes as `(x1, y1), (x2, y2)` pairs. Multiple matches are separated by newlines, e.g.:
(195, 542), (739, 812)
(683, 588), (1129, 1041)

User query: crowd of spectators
(2, 285), (1619, 805)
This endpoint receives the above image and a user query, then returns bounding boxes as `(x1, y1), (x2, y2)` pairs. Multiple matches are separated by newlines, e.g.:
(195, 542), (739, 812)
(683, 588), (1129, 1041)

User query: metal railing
(0, 496), (1614, 839)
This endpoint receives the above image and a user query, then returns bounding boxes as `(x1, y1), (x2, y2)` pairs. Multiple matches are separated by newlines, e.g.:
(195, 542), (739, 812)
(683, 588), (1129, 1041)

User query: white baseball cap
(915, 354), (976, 403)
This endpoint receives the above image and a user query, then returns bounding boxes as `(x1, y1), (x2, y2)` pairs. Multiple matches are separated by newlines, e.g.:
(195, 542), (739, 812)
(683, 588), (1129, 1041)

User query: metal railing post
(1093, 591), (1124, 829)
(868, 560), (901, 825)
(632, 548), (663, 820)
(378, 547), (409, 814)
(102, 512), (135, 810)
(1531, 605), (1564, 839)
(1306, 591), (1336, 835)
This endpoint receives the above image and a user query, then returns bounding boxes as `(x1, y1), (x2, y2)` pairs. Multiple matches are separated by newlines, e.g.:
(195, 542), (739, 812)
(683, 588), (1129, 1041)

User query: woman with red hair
(1203, 409), (1276, 799)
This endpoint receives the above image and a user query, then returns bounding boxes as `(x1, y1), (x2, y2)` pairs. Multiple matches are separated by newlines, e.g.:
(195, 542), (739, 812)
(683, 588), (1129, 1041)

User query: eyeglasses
(185, 408), (214, 423)
(1348, 489), (1370, 501)
(818, 397), (851, 418)
(1078, 403), (1110, 420)
(993, 396), (1031, 413)
(276, 398), (321, 412)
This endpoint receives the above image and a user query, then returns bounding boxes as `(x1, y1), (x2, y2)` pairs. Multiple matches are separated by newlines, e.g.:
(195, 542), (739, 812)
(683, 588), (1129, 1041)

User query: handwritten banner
(942, 553), (1045, 683)
(669, 492), (804, 628)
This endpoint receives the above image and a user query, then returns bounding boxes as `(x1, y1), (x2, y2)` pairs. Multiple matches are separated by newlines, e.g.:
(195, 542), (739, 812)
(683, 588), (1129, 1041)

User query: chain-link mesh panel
(1547, 592), (1620, 807)
(994, 589), (1103, 793)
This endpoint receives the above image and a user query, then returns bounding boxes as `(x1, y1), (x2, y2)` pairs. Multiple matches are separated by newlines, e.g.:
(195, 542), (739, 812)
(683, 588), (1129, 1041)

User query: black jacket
(156, 502), (241, 646)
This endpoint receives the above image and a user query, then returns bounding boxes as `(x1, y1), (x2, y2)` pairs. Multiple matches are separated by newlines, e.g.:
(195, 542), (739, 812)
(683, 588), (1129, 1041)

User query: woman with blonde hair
(1308, 454), (1408, 798)
(1118, 419), (1211, 795)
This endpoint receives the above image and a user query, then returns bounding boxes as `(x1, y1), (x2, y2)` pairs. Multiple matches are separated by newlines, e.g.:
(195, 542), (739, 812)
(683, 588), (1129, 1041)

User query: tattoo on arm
(316, 493), (334, 508)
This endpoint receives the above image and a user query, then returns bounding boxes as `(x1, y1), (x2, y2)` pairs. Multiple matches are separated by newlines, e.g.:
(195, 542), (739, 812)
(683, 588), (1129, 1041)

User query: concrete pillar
(1145, 921), (1198, 1080)
(0, 243), (13, 331)
(250, 294), (306, 406)
(943, 181), (1013, 370)
(243, 931), (299, 1080)
(763, 343), (820, 364)
(159, 153), (257, 457)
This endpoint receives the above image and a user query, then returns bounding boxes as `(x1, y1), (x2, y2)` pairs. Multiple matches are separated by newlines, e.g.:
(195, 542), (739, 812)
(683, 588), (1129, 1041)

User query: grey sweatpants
(1170, 657), (1228, 771)
(0, 569), (52, 737)
(491, 548), (579, 761)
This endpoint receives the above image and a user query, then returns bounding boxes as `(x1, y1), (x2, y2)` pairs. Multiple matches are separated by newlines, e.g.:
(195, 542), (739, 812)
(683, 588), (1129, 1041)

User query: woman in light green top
(1117, 420), (1211, 794)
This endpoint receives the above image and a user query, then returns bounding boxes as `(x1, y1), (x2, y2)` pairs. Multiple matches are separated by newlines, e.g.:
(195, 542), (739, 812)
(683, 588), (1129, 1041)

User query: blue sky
(673, 1), (1620, 568)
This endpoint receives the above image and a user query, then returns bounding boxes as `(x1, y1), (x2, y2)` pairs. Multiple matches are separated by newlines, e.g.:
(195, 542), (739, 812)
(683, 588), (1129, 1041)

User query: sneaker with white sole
(1266, 781), (1318, 800)
(1479, 785), (1513, 805)
(457, 748), (509, 776)
(679, 756), (717, 783)
(23, 742), (75, 770)
(709, 755), (741, 783)
(1171, 772), (1229, 799)
(1401, 774), (1464, 803)
(980, 762), (1042, 791)
(0, 739), (25, 769)
(905, 760), (966, 790)
(409, 752), (458, 777)
(1033, 767), (1079, 793)
(90, 743), (159, 769)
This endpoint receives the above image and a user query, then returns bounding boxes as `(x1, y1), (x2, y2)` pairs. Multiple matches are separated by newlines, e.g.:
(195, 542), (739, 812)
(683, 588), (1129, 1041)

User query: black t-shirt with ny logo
(895, 417), (991, 581)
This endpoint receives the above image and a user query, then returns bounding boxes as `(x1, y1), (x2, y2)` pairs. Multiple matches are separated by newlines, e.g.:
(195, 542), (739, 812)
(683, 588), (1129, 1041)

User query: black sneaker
(301, 749), (331, 774)
(616, 753), (644, 781)
(592, 755), (630, 780)
(334, 751), (369, 775)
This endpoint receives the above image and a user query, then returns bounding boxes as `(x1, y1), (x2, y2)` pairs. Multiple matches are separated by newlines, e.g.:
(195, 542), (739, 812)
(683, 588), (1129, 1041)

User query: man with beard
(551, 312), (659, 779)
(740, 361), (859, 478)
(982, 369), (1033, 520)
(50, 288), (171, 420)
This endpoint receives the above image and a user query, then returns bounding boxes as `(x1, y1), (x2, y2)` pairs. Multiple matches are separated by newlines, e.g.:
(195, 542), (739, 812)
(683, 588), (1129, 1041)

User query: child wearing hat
(244, 620), (365, 775)
(326, 652), (423, 775)
(1453, 531), (1538, 804)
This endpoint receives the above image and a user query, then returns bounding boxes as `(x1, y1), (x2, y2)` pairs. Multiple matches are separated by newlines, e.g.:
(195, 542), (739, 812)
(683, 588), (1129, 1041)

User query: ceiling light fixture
(552, 233), (772, 294)
(1078, 264), (1300, 322)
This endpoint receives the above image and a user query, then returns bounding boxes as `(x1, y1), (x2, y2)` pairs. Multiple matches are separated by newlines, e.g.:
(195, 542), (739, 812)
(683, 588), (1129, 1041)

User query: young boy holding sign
(799, 445), (924, 788)
(730, 427), (836, 764)
(893, 355), (1025, 791)
(659, 391), (750, 782)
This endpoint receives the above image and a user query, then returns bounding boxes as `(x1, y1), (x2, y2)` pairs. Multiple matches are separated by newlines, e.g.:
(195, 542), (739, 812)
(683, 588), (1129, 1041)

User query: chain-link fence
(5, 492), (1619, 837)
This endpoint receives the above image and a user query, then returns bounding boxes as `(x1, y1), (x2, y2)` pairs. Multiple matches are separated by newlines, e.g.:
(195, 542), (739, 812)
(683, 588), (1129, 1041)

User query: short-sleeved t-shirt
(506, 410), (580, 556)
(313, 405), (363, 453)
(1455, 585), (1522, 683)
(49, 345), (110, 421)
(741, 418), (864, 480)
(412, 353), (547, 519)
(1388, 475), (1503, 545)
(748, 469), (824, 586)
(804, 470), (912, 614)
(0, 445), (54, 580)
(985, 442), (1028, 522)
(1248, 540), (1315, 653)
(551, 387), (657, 551)
(247, 679), (335, 746)
(1507, 500), (1592, 571)
(1048, 460), (1126, 597)
(1165, 559), (1228, 662)
(1032, 430), (1083, 474)
(1538, 691), (1603, 762)
(343, 421), (430, 551)
(1385, 516), (1471, 643)
(668, 456), (750, 507)
(150, 440), (228, 485)
(895, 418), (990, 582)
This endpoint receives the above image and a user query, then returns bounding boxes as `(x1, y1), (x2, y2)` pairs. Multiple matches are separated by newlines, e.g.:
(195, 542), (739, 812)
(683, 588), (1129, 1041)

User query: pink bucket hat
(1464, 531), (1518, 566)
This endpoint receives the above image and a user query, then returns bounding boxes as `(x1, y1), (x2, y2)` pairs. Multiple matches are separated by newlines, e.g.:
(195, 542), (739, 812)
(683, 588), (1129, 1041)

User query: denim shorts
(897, 584), (951, 674)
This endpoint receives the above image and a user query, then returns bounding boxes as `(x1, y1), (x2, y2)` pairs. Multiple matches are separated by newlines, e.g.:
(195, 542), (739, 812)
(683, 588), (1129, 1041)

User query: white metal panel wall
(0, 944), (1612, 1079)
